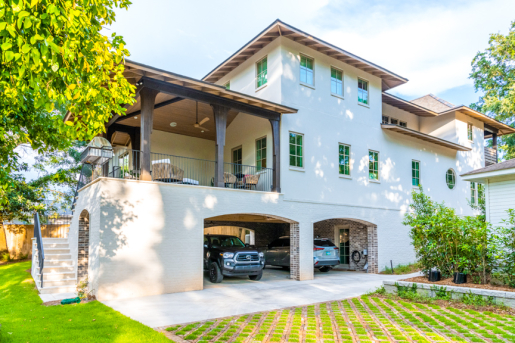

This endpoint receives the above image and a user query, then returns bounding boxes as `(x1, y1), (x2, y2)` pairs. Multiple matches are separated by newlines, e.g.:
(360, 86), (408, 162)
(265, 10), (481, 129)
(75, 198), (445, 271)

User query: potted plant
(428, 269), (441, 282)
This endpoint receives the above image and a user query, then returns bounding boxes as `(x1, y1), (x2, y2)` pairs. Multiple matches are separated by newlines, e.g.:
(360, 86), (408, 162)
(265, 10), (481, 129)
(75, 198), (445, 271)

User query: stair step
(43, 260), (74, 267)
(37, 279), (77, 287)
(39, 285), (77, 294)
(40, 266), (75, 273)
(42, 238), (68, 244)
(45, 248), (70, 254)
(45, 254), (72, 260)
(43, 272), (76, 281)
(43, 243), (69, 249)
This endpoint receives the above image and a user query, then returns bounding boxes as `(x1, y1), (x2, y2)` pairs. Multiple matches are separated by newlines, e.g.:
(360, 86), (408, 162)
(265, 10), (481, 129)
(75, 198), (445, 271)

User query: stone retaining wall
(383, 280), (515, 308)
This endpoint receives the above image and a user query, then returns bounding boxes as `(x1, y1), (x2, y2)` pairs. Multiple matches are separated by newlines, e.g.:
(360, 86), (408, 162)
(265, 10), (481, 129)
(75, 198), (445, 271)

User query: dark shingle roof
(461, 159), (515, 176)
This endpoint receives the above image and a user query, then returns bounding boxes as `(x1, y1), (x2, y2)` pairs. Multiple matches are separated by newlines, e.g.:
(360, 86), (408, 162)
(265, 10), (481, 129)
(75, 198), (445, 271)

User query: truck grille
(236, 253), (259, 262)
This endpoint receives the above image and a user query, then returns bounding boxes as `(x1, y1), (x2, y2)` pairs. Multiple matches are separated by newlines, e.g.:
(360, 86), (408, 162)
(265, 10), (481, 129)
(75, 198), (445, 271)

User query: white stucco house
(462, 159), (515, 227)
(32, 20), (515, 300)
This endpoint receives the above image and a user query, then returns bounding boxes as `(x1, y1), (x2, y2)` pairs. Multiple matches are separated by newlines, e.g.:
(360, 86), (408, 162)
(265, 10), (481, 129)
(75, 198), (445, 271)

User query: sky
(18, 0), (515, 181)
(108, 0), (515, 106)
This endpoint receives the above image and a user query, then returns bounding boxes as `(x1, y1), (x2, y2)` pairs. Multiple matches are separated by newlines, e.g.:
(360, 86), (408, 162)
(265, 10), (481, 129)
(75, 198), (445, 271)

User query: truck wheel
(319, 266), (331, 272)
(209, 262), (223, 283)
(249, 270), (263, 281)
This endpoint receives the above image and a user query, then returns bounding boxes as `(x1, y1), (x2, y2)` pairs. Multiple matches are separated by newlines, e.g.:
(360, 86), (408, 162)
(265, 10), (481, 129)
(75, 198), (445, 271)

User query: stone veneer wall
(204, 221), (289, 248)
(314, 219), (378, 273)
(78, 211), (90, 282)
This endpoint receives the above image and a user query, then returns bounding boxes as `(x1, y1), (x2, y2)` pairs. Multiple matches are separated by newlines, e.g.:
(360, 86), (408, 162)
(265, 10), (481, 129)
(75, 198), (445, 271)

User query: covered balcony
(73, 60), (297, 193)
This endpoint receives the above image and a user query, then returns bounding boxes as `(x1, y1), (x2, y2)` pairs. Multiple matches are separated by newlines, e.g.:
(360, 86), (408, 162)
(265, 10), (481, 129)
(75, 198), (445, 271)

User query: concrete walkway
(102, 269), (420, 328)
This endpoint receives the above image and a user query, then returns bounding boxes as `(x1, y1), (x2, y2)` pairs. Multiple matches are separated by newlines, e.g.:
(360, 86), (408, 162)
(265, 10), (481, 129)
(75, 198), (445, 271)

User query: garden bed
(402, 275), (515, 293)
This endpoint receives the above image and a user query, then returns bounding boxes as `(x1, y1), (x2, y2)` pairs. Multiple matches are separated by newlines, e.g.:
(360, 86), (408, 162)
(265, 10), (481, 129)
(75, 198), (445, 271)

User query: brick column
(366, 225), (378, 273)
(78, 215), (90, 282)
(290, 223), (300, 280)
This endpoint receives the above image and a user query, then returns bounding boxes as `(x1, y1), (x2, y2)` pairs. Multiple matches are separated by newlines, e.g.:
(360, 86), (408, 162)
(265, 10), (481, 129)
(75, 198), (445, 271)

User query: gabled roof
(410, 94), (455, 113)
(381, 124), (471, 151)
(439, 106), (515, 136)
(461, 158), (515, 177)
(202, 19), (408, 91)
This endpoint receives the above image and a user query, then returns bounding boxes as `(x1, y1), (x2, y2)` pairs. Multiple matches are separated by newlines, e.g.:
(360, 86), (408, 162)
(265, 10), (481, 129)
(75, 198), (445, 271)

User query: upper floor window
(382, 115), (389, 124)
(390, 118), (398, 125)
(232, 146), (243, 175)
(289, 132), (303, 168)
(358, 79), (369, 105)
(400, 121), (407, 128)
(470, 181), (477, 204)
(331, 67), (343, 96)
(224, 81), (230, 90)
(256, 137), (267, 171)
(256, 56), (267, 88)
(369, 150), (379, 181)
(339, 144), (350, 176)
(412, 160), (420, 187)
(467, 123), (473, 141)
(300, 55), (314, 86)
(446, 169), (456, 189)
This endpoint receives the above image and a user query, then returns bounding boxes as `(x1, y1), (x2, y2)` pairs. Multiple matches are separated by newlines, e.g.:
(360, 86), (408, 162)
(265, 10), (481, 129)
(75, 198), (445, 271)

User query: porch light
(170, 122), (177, 127)
(134, 116), (138, 119)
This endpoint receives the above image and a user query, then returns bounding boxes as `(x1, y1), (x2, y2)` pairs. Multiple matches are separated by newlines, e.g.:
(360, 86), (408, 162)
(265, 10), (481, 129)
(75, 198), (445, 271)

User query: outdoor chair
(224, 172), (237, 188)
(152, 159), (184, 183)
(240, 174), (260, 190)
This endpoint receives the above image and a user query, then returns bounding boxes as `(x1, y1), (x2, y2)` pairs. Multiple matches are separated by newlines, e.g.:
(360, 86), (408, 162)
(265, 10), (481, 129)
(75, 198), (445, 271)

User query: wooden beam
(140, 77), (282, 121)
(115, 97), (185, 123)
(212, 104), (230, 187)
(139, 88), (159, 181)
(106, 84), (144, 127)
(270, 119), (281, 193)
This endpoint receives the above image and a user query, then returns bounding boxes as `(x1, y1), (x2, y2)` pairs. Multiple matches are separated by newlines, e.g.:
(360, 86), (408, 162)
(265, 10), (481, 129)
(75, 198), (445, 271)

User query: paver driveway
(102, 268), (420, 328)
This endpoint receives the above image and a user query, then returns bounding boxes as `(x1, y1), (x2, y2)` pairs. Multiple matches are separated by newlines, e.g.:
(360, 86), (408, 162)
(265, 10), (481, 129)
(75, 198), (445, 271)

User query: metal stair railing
(33, 212), (45, 288)
(71, 163), (93, 214)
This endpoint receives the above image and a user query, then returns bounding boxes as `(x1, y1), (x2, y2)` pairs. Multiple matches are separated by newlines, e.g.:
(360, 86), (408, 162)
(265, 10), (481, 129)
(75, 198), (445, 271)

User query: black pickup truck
(204, 234), (265, 283)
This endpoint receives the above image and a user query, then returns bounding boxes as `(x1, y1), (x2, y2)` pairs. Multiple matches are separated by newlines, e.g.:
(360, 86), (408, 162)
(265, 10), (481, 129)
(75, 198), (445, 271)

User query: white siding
(487, 175), (515, 227)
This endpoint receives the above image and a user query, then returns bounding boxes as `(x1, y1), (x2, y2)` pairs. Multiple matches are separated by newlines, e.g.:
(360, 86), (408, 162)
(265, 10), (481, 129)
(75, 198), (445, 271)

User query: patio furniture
(237, 174), (260, 190)
(224, 172), (237, 188)
(152, 159), (184, 183)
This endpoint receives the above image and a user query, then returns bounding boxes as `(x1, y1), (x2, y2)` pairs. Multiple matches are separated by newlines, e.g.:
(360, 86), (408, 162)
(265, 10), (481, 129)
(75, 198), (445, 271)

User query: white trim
(289, 166), (305, 172)
(368, 149), (380, 182)
(255, 83), (267, 93)
(461, 167), (515, 182)
(338, 143), (351, 178)
(330, 65), (344, 98)
(255, 55), (268, 90)
(357, 77), (370, 107)
(446, 168), (456, 190)
(288, 131), (305, 170)
(299, 53), (315, 88)
(300, 82), (316, 90)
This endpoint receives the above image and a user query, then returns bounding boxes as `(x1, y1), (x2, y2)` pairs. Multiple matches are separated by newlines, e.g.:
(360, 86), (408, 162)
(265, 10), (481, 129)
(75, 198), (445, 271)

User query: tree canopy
(0, 0), (135, 209)
(471, 21), (515, 159)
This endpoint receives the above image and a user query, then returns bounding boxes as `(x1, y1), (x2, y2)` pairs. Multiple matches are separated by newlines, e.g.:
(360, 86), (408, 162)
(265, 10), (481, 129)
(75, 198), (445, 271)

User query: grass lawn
(166, 296), (515, 342)
(0, 261), (171, 343)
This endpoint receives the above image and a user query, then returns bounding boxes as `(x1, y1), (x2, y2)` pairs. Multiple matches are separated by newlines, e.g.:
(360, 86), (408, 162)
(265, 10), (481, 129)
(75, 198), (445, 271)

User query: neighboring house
(462, 159), (515, 227)
(33, 20), (515, 300)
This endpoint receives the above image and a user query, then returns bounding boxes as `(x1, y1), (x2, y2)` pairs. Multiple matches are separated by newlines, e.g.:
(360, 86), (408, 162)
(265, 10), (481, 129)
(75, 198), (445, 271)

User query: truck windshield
(210, 236), (245, 248)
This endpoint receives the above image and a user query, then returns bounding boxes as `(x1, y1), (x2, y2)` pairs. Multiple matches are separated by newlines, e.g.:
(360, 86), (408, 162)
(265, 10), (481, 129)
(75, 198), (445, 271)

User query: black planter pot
(428, 270), (441, 282)
(453, 272), (467, 284)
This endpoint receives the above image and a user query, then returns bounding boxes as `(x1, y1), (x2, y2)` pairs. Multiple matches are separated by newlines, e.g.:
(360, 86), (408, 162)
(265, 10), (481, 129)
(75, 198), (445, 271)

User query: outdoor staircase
(35, 238), (77, 294)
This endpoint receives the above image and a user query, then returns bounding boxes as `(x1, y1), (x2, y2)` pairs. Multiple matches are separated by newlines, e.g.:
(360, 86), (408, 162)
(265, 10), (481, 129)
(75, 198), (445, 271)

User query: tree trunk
(0, 214), (9, 255)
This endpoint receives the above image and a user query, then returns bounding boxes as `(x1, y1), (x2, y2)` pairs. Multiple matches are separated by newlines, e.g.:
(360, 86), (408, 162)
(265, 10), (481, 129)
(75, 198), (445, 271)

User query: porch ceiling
(117, 96), (240, 141)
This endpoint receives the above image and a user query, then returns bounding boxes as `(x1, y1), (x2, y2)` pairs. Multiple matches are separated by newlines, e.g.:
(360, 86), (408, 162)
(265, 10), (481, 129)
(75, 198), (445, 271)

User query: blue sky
(108, 0), (515, 107)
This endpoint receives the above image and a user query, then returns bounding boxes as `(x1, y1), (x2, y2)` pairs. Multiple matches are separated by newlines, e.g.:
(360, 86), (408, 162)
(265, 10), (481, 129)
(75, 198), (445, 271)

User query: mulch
(402, 275), (515, 293)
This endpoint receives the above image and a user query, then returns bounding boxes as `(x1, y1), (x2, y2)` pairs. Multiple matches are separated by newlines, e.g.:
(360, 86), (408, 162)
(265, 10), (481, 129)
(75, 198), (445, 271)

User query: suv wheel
(209, 262), (223, 283)
(319, 266), (331, 272)
(249, 270), (263, 281)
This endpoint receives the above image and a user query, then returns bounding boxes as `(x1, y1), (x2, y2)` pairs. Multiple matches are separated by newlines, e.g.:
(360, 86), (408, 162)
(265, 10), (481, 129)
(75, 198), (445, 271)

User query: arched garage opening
(78, 210), (90, 282)
(313, 218), (378, 274)
(204, 213), (300, 284)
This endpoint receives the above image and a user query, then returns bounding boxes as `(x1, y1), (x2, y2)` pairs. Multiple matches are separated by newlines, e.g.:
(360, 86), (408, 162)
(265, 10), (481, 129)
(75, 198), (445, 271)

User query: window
(478, 183), (485, 202)
(446, 169), (456, 189)
(358, 78), (369, 105)
(289, 132), (303, 168)
(232, 146), (242, 174)
(390, 118), (398, 125)
(339, 228), (350, 265)
(256, 137), (267, 171)
(468, 123), (473, 141)
(338, 144), (350, 176)
(331, 67), (343, 96)
(470, 182), (477, 204)
(369, 150), (379, 181)
(412, 160), (420, 187)
(382, 115), (389, 124)
(256, 56), (267, 88)
(224, 81), (230, 90)
(300, 55), (314, 86)
(400, 121), (407, 128)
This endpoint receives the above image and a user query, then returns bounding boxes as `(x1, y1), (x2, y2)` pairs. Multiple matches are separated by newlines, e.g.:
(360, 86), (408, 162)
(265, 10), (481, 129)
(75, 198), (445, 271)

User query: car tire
(209, 262), (223, 283)
(319, 266), (331, 272)
(249, 270), (263, 281)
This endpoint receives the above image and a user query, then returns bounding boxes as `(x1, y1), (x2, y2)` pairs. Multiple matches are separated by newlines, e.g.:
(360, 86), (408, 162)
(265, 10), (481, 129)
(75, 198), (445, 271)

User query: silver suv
(264, 236), (340, 272)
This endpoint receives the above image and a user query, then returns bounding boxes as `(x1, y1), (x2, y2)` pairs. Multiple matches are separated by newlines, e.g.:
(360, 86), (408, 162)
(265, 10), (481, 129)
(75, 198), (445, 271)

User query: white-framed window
(446, 169), (456, 189)
(224, 81), (230, 90)
(338, 144), (350, 176)
(331, 67), (343, 96)
(358, 78), (369, 105)
(369, 150), (379, 181)
(382, 115), (389, 124)
(412, 160), (420, 187)
(467, 123), (473, 141)
(400, 121), (407, 128)
(256, 136), (267, 171)
(289, 132), (304, 168)
(470, 181), (477, 204)
(232, 146), (243, 175)
(256, 56), (267, 88)
(300, 54), (314, 86)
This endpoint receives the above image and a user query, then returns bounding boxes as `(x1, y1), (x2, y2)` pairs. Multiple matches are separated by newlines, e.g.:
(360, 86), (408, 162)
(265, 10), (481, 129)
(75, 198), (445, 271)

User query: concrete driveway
(102, 268), (420, 328)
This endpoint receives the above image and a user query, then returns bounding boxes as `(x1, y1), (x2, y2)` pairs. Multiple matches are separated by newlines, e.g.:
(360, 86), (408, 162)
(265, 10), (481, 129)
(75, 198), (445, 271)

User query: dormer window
(300, 55), (314, 86)
(256, 56), (267, 89)
(358, 79), (369, 105)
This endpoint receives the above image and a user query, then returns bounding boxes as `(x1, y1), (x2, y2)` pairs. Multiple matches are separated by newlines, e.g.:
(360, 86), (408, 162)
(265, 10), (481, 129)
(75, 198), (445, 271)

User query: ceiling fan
(193, 101), (209, 131)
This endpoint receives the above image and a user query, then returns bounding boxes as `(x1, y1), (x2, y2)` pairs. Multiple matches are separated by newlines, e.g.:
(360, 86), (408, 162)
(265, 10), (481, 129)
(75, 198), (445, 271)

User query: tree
(470, 21), (515, 159)
(0, 0), (135, 206)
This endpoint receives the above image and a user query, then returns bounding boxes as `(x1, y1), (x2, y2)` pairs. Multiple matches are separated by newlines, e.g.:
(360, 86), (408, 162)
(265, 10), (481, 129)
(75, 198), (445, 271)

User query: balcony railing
(95, 148), (274, 192)
(485, 146), (497, 166)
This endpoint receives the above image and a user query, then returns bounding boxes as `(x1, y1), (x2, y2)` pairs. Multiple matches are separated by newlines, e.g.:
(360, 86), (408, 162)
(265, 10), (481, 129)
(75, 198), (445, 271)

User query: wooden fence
(1, 224), (69, 259)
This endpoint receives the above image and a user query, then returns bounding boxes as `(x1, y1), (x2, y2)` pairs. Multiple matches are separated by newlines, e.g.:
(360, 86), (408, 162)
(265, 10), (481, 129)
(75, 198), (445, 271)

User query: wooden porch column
(492, 132), (498, 163)
(270, 119), (281, 193)
(212, 104), (230, 187)
(139, 88), (159, 181)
